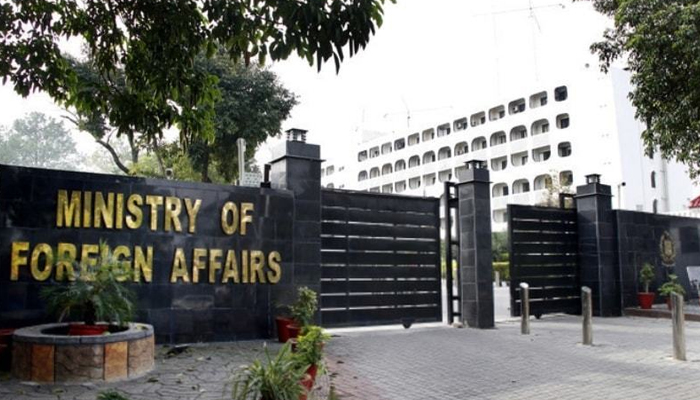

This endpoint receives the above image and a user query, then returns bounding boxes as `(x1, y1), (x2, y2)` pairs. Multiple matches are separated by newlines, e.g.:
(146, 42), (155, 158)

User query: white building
(321, 69), (696, 231)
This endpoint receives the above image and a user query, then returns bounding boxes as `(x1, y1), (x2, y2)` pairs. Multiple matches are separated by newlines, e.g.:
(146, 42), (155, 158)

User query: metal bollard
(495, 271), (501, 287)
(581, 286), (592, 345)
(671, 293), (686, 361)
(520, 282), (530, 335)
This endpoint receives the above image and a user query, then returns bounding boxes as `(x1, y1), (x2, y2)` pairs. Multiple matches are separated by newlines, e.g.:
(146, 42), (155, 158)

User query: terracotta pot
(306, 364), (318, 381)
(287, 324), (301, 340)
(68, 324), (109, 336)
(637, 293), (655, 309)
(275, 317), (293, 343)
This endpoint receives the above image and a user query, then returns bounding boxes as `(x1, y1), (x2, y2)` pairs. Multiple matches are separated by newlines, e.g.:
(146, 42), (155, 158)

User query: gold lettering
(249, 250), (265, 283)
(222, 250), (239, 283)
(184, 198), (202, 234)
(192, 248), (207, 283)
(113, 245), (131, 282)
(56, 190), (80, 228)
(82, 192), (93, 228)
(170, 248), (190, 283)
(145, 195), (163, 231)
(221, 202), (239, 235)
(10, 242), (29, 281)
(30, 243), (53, 281)
(94, 192), (115, 229)
(134, 246), (153, 283)
(164, 197), (182, 232)
(267, 251), (282, 284)
(209, 249), (223, 284)
(56, 243), (76, 281)
(125, 194), (143, 229)
(115, 193), (124, 229)
(80, 244), (99, 278)
(240, 203), (254, 235)
(242, 250), (249, 283)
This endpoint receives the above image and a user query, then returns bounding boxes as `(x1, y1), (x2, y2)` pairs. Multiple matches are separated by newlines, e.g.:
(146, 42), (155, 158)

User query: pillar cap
(269, 140), (322, 164)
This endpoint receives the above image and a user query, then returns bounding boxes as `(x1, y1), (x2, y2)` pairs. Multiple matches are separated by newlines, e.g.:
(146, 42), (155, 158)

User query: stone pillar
(268, 130), (323, 313)
(575, 174), (620, 316)
(456, 160), (494, 328)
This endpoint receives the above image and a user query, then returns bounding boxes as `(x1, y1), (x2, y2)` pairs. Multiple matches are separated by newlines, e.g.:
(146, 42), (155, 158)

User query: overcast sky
(0, 0), (611, 169)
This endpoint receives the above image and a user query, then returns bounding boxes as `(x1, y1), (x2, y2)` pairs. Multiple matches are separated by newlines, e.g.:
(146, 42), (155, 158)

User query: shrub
(295, 325), (330, 372)
(659, 274), (686, 297)
(639, 263), (655, 293)
(40, 242), (136, 325)
(493, 262), (510, 281)
(289, 287), (317, 329)
(232, 343), (306, 400)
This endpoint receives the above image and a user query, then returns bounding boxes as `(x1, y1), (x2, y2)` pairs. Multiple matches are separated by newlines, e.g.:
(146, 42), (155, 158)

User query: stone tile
(55, 344), (104, 382)
(11, 341), (31, 380)
(128, 336), (154, 378)
(30, 344), (54, 383)
(104, 342), (128, 381)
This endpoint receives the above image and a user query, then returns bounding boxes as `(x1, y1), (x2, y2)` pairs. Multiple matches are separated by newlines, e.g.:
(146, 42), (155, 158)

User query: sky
(0, 0), (611, 170)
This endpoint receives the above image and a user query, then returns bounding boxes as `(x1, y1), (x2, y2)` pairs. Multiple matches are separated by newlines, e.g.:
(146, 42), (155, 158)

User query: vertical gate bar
(508, 204), (518, 317)
(443, 181), (454, 323)
(433, 198), (443, 322)
(344, 200), (350, 324)
(454, 191), (462, 321)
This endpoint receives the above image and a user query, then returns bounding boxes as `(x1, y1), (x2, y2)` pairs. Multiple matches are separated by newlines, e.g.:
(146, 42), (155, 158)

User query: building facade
(321, 70), (696, 231)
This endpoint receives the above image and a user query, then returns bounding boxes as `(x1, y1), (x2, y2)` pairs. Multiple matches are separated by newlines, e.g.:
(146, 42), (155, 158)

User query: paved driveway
(326, 316), (700, 400)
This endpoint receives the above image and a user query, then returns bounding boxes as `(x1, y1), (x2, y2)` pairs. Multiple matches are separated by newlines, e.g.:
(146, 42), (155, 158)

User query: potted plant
(294, 325), (330, 384)
(232, 342), (308, 400)
(40, 243), (136, 336)
(287, 287), (318, 340)
(274, 303), (294, 343)
(637, 262), (656, 309)
(658, 274), (686, 310)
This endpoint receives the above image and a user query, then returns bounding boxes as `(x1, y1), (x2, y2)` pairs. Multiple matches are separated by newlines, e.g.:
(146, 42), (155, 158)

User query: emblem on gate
(660, 231), (676, 267)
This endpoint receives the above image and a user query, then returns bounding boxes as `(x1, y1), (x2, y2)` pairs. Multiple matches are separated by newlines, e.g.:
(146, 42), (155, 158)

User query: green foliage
(493, 262), (510, 282)
(294, 326), (330, 371)
(1, 1), (393, 159)
(590, 0), (700, 178)
(97, 390), (131, 400)
(0, 112), (79, 170)
(289, 287), (318, 328)
(231, 343), (306, 400)
(639, 262), (655, 293)
(659, 274), (686, 297)
(492, 232), (509, 262)
(40, 243), (136, 326)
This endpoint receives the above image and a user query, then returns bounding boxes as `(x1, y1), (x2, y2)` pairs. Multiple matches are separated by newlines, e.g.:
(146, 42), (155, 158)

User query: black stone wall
(616, 210), (700, 308)
(0, 164), (298, 343)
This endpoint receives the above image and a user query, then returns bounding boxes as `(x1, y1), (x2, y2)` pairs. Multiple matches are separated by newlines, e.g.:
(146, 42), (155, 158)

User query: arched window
(408, 156), (421, 168)
(370, 167), (380, 178)
(395, 159), (406, 171)
(653, 199), (658, 214)
(382, 163), (393, 175)
(358, 171), (368, 181)
(651, 171), (656, 188)
(423, 151), (436, 165)
(438, 147), (451, 160)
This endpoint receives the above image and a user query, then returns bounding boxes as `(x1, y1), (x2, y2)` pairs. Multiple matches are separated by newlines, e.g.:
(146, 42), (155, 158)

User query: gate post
(575, 174), (620, 317)
(455, 160), (494, 328)
(268, 129), (323, 315)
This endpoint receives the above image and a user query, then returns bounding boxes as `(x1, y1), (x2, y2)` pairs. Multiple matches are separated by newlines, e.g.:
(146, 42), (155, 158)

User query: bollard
(671, 293), (686, 361)
(581, 286), (592, 345)
(520, 282), (530, 335)
(495, 271), (501, 287)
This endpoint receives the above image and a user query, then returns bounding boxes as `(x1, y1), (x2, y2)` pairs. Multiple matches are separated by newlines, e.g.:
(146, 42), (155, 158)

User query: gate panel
(509, 204), (580, 317)
(320, 189), (442, 328)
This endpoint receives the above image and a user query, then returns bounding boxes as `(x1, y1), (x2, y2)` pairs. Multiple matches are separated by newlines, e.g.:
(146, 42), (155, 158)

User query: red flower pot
(666, 297), (672, 310)
(306, 364), (318, 381)
(637, 293), (655, 309)
(287, 324), (301, 340)
(275, 317), (293, 343)
(68, 324), (109, 336)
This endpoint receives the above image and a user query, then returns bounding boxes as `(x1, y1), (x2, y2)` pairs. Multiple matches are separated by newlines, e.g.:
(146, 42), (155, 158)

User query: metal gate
(320, 189), (442, 327)
(508, 204), (580, 317)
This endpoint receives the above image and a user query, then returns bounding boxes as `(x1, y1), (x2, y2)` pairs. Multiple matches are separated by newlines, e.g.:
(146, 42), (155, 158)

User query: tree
(589, 0), (700, 178)
(1, 0), (393, 151)
(185, 55), (297, 182)
(0, 112), (80, 170)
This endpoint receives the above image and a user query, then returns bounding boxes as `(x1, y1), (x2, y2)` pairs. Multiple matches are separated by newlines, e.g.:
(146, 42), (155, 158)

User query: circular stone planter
(11, 323), (154, 383)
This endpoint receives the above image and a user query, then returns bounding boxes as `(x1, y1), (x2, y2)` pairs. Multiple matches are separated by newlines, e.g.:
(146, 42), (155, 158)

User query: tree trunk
(96, 139), (130, 174)
(201, 148), (211, 183)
